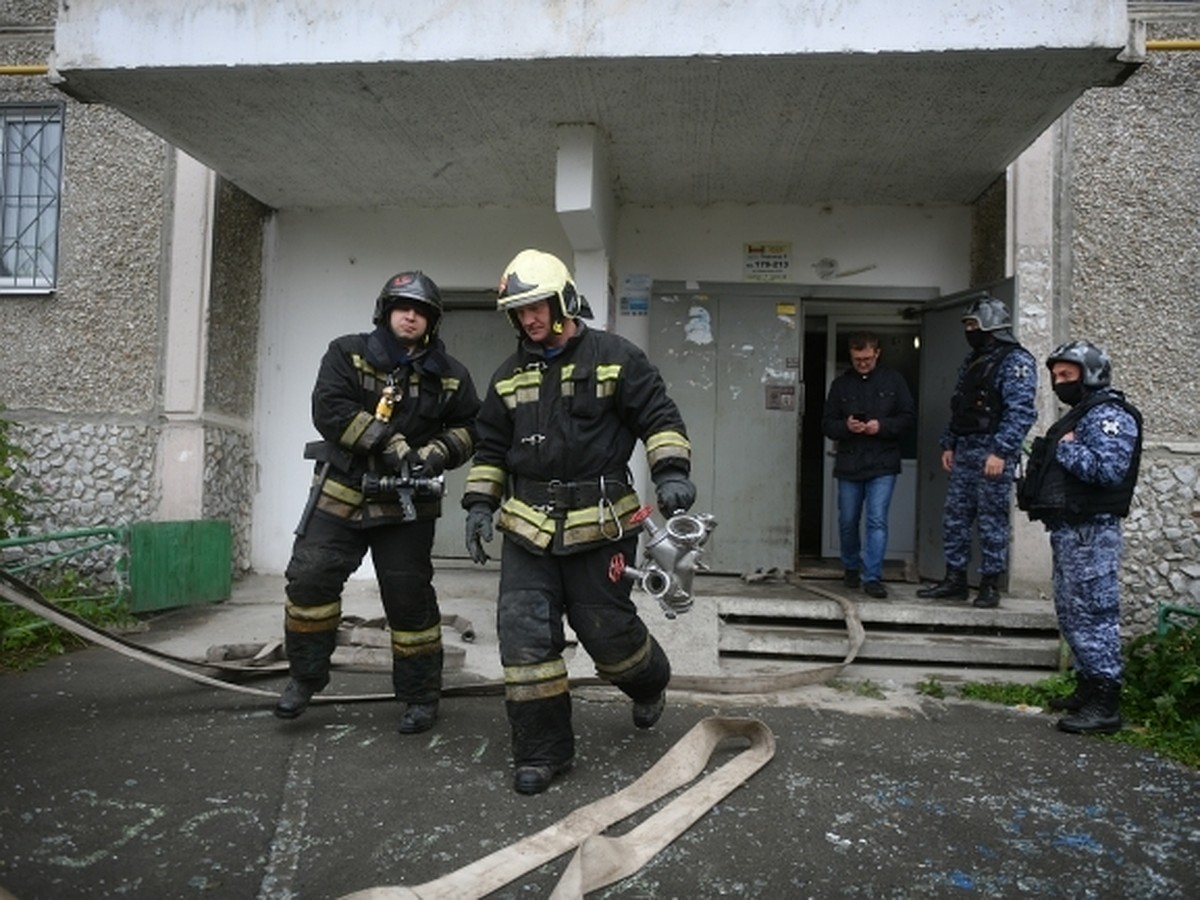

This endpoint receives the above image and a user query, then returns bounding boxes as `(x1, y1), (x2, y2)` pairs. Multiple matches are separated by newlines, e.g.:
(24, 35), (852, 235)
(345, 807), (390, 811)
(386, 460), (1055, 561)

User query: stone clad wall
(1122, 447), (1200, 633)
(5, 420), (158, 581)
(203, 425), (256, 574)
(1, 5), (266, 579)
(1066, 11), (1200, 634)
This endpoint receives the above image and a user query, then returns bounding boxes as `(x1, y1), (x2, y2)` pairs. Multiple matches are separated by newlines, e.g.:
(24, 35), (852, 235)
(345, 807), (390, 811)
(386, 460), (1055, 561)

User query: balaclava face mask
(1053, 380), (1086, 406)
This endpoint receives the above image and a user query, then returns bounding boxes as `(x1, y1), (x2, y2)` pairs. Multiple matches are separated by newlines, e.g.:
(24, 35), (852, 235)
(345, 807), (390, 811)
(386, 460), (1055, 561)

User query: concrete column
(556, 124), (616, 327)
(155, 150), (216, 521)
(1007, 124), (1062, 593)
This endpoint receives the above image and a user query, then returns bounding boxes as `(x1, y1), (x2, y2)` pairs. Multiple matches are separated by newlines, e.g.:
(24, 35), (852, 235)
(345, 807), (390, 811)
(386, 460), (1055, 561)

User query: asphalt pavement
(1, 569), (1197, 899)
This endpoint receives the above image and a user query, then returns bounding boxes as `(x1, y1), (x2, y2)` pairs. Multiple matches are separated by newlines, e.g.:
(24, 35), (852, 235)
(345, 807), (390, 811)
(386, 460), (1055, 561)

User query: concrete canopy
(48, 1), (1139, 211)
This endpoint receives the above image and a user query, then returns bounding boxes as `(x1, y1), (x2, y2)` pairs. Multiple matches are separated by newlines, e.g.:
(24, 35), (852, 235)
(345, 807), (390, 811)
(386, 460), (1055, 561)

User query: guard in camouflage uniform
(1017, 340), (1141, 735)
(917, 296), (1037, 608)
(463, 249), (695, 795)
(275, 272), (480, 734)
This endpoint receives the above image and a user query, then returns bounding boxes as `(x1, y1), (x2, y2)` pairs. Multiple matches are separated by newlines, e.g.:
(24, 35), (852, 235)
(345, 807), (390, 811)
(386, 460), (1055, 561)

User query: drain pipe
(1145, 39), (1200, 51)
(0, 65), (50, 76)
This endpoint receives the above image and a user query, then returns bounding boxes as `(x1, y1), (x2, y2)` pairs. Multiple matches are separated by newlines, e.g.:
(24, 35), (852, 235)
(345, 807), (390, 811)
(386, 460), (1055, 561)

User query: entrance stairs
(697, 571), (1064, 683)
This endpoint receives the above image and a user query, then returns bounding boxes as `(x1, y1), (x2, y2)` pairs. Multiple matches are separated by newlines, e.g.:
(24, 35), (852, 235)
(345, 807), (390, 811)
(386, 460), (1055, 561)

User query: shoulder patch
(1101, 418), (1122, 436)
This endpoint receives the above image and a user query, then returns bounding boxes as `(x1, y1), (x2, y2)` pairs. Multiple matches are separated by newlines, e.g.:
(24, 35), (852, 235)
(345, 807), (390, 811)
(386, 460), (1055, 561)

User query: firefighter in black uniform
(275, 272), (480, 735)
(463, 249), (695, 795)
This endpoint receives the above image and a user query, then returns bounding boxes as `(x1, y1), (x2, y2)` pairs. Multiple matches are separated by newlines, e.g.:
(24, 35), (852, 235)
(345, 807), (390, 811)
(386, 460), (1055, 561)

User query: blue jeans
(837, 474), (897, 583)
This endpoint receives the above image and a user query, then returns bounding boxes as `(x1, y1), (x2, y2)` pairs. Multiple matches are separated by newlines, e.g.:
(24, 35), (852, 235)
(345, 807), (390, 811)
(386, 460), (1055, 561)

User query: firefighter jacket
(307, 328), (479, 527)
(940, 341), (1038, 459)
(821, 363), (915, 481)
(463, 323), (691, 555)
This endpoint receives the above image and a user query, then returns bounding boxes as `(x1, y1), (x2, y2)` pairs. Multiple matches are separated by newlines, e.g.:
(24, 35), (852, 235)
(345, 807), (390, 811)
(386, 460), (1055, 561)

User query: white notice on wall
(744, 242), (791, 282)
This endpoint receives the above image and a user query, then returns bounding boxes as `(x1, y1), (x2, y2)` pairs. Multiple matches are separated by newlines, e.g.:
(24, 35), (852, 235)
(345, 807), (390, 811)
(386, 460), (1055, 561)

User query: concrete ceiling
(54, 48), (1138, 211)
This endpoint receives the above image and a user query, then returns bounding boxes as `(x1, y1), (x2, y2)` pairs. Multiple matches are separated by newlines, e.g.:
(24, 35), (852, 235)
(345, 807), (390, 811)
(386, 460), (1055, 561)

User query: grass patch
(1, 570), (136, 673)
(830, 677), (887, 700)
(915, 677), (946, 700)
(960, 625), (1200, 769)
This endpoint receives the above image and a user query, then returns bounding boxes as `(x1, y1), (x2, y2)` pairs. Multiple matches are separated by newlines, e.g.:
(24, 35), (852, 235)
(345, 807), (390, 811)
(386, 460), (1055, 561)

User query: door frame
(820, 315), (920, 566)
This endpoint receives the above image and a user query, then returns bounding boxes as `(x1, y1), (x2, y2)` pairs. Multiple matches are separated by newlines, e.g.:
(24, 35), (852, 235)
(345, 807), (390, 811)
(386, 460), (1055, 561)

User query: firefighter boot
(972, 573), (1001, 608)
(274, 678), (320, 719)
(633, 692), (666, 729)
(916, 567), (968, 600)
(1049, 673), (1094, 712)
(513, 759), (574, 795)
(1057, 678), (1123, 735)
(397, 701), (439, 734)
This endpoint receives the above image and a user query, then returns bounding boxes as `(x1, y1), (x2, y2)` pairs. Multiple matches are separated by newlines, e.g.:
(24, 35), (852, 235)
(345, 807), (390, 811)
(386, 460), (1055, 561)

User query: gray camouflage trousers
(1050, 518), (1124, 681)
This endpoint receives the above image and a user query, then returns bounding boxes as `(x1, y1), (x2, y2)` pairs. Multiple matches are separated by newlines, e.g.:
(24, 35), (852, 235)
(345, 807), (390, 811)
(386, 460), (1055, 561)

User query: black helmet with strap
(373, 271), (444, 339)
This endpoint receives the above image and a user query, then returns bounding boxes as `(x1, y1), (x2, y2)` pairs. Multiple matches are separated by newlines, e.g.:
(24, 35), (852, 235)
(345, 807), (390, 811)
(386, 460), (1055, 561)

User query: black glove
(381, 433), (412, 473)
(410, 441), (447, 477)
(465, 503), (495, 565)
(652, 468), (696, 516)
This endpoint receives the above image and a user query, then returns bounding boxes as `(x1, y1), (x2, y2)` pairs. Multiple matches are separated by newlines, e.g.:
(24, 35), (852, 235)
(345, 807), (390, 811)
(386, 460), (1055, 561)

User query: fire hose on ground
(0, 512), (863, 898)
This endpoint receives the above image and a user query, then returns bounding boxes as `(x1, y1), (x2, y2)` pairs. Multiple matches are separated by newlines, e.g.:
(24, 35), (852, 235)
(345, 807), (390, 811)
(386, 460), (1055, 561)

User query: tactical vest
(1017, 390), (1142, 523)
(949, 344), (1018, 435)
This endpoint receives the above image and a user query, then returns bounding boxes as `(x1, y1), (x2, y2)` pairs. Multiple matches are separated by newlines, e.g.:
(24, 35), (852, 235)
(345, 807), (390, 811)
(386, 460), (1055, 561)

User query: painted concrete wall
(249, 203), (970, 573)
(53, 1), (1130, 69)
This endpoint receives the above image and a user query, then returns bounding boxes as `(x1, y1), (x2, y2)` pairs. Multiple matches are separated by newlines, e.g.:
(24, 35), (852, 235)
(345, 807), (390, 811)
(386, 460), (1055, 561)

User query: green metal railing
(0, 526), (131, 602)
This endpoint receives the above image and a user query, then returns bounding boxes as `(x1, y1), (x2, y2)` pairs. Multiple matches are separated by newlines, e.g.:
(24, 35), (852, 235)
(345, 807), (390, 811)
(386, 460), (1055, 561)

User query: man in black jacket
(274, 272), (480, 734)
(822, 331), (915, 598)
(463, 249), (695, 795)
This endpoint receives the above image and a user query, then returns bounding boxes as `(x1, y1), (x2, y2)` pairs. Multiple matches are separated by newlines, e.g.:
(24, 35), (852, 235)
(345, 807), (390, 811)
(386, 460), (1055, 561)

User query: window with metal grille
(1, 104), (64, 293)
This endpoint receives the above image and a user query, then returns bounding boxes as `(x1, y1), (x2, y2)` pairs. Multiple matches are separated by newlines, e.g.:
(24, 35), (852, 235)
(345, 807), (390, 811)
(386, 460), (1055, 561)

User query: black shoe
(1057, 678), (1122, 735)
(513, 759), (573, 795)
(862, 580), (888, 599)
(916, 568), (968, 600)
(397, 701), (439, 734)
(843, 569), (861, 588)
(274, 679), (318, 719)
(633, 693), (666, 729)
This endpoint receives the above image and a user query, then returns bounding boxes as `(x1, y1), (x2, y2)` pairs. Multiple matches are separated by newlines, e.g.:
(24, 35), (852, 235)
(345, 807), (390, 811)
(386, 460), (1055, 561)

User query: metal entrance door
(915, 280), (1016, 580)
(650, 290), (801, 574)
(820, 318), (919, 566)
(431, 299), (507, 560)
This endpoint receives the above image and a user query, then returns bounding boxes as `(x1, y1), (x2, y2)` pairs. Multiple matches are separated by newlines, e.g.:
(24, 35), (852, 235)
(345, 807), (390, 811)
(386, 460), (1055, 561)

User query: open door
(915, 279), (1016, 581)
(820, 317), (920, 568)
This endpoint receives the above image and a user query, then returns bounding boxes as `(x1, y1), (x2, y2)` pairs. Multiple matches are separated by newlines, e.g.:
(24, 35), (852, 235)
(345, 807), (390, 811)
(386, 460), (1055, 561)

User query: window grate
(1, 104), (64, 293)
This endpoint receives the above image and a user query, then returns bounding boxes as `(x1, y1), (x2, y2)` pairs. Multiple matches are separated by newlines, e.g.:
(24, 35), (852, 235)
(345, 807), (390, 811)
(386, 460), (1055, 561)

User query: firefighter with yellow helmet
(463, 249), (695, 795)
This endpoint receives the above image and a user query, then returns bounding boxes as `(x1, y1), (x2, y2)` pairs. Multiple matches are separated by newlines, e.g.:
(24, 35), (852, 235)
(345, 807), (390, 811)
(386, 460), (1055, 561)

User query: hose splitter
(620, 506), (718, 618)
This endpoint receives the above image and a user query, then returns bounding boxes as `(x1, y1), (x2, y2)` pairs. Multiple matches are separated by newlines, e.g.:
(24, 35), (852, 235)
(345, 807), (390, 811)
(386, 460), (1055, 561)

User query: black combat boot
(1057, 678), (1122, 735)
(972, 573), (1001, 608)
(916, 567), (968, 600)
(1048, 673), (1093, 712)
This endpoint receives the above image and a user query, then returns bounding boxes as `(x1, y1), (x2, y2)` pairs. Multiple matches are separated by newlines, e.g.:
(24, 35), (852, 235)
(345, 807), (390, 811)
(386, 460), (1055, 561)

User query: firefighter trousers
(496, 534), (671, 767)
(283, 511), (443, 702)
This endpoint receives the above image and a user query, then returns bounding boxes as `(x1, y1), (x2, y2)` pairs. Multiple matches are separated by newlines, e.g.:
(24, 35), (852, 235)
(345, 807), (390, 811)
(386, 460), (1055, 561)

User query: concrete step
(697, 576), (1063, 672)
(719, 622), (1062, 667)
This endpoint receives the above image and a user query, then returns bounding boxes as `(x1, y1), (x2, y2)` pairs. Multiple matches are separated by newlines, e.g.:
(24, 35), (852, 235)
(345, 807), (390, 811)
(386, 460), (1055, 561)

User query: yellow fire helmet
(497, 249), (593, 329)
